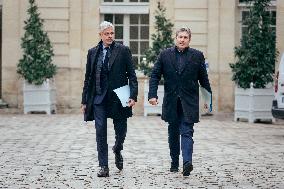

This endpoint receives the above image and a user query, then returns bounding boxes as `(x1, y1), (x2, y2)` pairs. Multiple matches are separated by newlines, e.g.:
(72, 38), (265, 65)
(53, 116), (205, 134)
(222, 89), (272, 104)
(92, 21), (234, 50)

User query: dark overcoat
(148, 47), (212, 123)
(81, 41), (138, 121)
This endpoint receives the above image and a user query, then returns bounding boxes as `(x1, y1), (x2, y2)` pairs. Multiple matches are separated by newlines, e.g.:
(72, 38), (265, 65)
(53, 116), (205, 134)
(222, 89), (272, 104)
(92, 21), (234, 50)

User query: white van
(272, 53), (284, 119)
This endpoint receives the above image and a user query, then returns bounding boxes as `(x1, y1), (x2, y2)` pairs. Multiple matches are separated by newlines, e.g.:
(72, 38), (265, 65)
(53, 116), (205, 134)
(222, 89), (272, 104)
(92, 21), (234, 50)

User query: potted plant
(138, 2), (174, 116)
(229, 0), (278, 123)
(17, 0), (57, 114)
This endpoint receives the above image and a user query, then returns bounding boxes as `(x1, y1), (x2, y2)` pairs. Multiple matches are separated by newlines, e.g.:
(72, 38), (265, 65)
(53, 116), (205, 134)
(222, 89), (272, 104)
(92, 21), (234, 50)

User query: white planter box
(234, 84), (274, 123)
(144, 80), (164, 116)
(23, 79), (56, 114)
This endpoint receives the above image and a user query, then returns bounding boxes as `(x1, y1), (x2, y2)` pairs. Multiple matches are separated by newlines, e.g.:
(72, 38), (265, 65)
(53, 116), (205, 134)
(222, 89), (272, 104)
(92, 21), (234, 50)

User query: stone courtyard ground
(0, 114), (283, 188)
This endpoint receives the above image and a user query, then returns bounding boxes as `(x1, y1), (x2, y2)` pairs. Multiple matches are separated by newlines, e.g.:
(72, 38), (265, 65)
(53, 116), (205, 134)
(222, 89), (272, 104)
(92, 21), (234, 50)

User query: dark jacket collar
(169, 46), (193, 73)
(98, 40), (116, 50)
(174, 46), (189, 54)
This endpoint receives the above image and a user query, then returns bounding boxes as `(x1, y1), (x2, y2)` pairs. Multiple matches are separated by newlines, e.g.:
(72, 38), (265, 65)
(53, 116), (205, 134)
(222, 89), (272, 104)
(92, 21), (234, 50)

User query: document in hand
(200, 87), (212, 112)
(113, 85), (130, 107)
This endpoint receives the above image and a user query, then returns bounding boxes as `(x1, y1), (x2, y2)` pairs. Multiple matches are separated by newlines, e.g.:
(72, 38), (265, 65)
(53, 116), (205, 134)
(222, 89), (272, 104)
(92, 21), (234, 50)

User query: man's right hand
(81, 104), (86, 113)
(149, 98), (158, 105)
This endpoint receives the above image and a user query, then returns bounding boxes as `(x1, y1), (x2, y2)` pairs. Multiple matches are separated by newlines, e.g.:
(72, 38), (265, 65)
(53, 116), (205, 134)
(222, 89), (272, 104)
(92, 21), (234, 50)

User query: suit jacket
(148, 47), (211, 123)
(82, 41), (138, 121)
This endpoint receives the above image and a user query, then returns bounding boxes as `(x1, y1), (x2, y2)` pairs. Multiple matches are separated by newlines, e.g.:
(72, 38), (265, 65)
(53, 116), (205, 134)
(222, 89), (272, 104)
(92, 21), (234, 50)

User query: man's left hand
(128, 99), (135, 107)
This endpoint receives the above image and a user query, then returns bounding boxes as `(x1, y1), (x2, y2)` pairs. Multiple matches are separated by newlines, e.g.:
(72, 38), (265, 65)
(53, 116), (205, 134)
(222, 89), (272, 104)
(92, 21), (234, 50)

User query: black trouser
(93, 102), (127, 167)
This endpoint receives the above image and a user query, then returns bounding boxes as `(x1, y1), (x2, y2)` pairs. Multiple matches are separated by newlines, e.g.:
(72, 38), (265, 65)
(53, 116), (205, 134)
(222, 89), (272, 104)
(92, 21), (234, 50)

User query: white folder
(200, 87), (212, 112)
(113, 85), (130, 107)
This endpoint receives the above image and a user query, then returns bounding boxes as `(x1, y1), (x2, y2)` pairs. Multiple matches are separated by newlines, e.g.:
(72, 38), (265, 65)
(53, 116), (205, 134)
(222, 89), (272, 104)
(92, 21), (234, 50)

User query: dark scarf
(95, 41), (114, 94)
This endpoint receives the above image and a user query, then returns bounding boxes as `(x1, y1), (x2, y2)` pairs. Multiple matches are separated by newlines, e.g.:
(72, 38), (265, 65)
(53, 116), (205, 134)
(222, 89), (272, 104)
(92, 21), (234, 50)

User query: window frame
(100, 1), (150, 67)
(238, 0), (276, 7)
(239, 3), (276, 40)
(100, 14), (149, 67)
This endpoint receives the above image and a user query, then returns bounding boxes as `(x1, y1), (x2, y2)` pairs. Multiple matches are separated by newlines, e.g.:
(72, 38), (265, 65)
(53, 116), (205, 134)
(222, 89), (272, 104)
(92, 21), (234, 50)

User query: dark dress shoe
(170, 162), (179, 172)
(170, 166), (179, 172)
(114, 151), (123, 170)
(182, 162), (193, 176)
(97, 166), (109, 177)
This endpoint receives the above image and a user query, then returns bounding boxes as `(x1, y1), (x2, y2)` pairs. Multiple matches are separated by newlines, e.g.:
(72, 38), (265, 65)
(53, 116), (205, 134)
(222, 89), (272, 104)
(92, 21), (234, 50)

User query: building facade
(1, 0), (284, 114)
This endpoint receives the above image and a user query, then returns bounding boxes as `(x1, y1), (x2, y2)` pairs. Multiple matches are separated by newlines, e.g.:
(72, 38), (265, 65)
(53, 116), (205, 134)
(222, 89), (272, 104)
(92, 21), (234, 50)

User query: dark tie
(104, 47), (110, 66)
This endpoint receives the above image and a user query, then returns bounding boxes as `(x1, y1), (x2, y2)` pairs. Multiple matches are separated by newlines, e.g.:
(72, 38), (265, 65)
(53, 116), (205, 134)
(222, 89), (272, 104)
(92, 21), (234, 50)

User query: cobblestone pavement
(0, 114), (283, 189)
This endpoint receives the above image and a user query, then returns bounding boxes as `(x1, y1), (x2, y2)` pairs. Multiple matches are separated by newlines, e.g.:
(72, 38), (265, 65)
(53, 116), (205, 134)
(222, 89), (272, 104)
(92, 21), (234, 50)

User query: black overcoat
(81, 41), (138, 121)
(148, 47), (212, 123)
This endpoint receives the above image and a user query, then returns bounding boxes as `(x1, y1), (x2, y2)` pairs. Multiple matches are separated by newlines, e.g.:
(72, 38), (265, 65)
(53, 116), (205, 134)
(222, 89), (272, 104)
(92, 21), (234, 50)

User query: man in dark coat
(148, 27), (212, 176)
(81, 21), (138, 177)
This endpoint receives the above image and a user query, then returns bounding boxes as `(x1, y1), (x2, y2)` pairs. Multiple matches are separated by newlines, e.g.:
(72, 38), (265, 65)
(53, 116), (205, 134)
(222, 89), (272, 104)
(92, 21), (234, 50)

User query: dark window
(104, 14), (113, 23)
(129, 14), (149, 67)
(130, 41), (138, 54)
(115, 15), (123, 24)
(130, 15), (139, 24)
(241, 10), (276, 40)
(103, 14), (149, 68)
(115, 26), (123, 39)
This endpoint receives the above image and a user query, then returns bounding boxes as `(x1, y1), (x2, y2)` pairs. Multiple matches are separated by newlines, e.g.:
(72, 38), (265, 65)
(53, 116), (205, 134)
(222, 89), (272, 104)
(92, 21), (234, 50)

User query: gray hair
(176, 27), (191, 38)
(99, 21), (114, 32)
